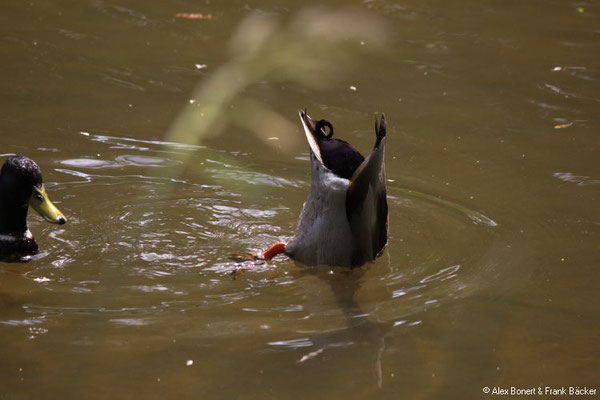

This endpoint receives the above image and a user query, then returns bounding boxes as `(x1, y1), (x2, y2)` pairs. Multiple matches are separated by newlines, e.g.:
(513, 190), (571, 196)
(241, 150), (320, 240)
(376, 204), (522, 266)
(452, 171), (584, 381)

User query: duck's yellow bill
(29, 185), (66, 225)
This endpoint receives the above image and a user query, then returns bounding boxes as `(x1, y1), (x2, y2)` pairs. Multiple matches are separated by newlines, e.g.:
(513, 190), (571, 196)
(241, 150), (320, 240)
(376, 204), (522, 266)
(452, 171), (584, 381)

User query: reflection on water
(1, 0), (599, 398)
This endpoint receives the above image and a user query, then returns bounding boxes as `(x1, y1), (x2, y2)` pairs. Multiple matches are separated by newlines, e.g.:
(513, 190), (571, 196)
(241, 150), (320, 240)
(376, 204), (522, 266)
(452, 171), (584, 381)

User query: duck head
(0, 156), (66, 237)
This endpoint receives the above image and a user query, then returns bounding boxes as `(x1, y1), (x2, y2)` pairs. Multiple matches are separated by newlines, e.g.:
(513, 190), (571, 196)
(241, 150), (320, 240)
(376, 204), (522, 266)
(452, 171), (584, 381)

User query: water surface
(1, 0), (598, 399)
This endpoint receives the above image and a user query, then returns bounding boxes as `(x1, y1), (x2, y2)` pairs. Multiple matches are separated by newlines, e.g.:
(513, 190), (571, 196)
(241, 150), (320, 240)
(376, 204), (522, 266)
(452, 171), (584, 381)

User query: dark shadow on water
(296, 265), (394, 388)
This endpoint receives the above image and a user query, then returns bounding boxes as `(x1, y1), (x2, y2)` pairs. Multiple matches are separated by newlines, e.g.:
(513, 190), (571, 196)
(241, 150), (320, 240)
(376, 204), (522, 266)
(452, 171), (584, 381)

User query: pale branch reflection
(165, 8), (388, 166)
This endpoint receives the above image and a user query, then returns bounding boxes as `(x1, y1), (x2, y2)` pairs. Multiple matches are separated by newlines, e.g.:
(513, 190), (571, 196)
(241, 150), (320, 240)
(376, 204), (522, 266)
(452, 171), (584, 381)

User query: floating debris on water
(554, 122), (572, 129)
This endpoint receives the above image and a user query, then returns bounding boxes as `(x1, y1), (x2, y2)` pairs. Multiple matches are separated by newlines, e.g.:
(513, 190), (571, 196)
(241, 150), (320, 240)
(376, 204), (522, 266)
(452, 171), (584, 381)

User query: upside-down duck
(258, 110), (388, 267)
(0, 156), (66, 262)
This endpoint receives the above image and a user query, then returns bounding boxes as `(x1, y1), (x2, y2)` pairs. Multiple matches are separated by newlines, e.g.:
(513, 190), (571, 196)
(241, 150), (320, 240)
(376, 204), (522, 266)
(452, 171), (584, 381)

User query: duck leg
(261, 242), (286, 260)
(229, 242), (286, 263)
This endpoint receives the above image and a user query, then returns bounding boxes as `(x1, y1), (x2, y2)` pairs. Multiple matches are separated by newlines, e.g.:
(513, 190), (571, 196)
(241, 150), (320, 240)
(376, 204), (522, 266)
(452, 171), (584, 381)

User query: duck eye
(36, 194), (43, 201)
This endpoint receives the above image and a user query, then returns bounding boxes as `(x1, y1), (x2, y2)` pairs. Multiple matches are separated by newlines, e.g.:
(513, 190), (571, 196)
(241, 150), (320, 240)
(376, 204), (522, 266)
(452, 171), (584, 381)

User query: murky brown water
(1, 1), (598, 399)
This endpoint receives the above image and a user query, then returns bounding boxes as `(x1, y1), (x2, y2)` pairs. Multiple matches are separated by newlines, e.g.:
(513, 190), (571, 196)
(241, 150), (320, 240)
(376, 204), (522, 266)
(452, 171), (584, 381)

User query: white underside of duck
(285, 154), (356, 266)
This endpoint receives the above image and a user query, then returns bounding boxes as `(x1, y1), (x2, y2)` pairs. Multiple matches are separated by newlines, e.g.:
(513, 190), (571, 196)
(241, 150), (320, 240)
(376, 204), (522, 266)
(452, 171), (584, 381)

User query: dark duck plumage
(0, 156), (66, 262)
(257, 110), (388, 267)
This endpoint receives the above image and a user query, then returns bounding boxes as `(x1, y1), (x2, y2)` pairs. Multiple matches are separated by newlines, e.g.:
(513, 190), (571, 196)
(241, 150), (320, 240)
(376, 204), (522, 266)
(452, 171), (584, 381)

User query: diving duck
(0, 156), (66, 262)
(260, 110), (388, 267)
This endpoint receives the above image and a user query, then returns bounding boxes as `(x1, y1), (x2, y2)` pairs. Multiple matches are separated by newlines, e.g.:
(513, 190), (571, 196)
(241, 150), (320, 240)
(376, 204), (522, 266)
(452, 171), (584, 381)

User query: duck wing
(345, 114), (388, 264)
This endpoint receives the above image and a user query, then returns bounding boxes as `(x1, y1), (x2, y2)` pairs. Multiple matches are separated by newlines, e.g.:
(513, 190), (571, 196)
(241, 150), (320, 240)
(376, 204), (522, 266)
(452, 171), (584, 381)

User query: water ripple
(553, 172), (600, 186)
(268, 337), (314, 348)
